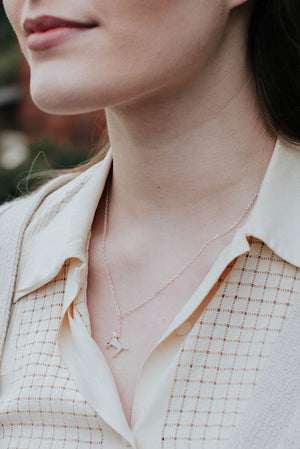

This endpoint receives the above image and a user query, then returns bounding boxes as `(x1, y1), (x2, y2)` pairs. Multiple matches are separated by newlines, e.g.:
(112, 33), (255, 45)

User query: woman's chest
(86, 280), (185, 426)
(1, 239), (299, 447)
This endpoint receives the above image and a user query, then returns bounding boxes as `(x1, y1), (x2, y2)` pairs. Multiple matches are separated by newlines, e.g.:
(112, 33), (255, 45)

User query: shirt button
(176, 321), (192, 336)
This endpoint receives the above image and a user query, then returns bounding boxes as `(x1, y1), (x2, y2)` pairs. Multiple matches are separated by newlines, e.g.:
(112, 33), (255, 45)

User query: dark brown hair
(247, 0), (300, 144)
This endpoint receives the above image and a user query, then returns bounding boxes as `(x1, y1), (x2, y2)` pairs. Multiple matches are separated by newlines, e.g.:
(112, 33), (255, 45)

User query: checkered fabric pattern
(0, 261), (104, 448)
(161, 238), (300, 448)
(0, 238), (299, 448)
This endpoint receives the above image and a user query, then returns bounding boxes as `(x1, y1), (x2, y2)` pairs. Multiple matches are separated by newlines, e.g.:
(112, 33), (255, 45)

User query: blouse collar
(14, 138), (300, 303)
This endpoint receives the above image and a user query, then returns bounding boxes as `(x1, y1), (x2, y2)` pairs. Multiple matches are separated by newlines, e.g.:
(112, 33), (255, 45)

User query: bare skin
(5, 0), (276, 426)
(86, 5), (275, 424)
(86, 62), (275, 425)
(86, 198), (267, 426)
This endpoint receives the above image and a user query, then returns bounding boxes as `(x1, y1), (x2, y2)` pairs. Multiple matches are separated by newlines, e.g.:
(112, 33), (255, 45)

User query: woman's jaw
(3, 0), (251, 115)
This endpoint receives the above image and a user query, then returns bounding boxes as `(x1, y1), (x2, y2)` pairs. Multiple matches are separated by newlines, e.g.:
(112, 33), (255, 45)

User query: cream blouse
(0, 139), (300, 448)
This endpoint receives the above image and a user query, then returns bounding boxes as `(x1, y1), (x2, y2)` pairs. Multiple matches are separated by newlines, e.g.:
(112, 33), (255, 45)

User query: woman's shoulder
(0, 149), (112, 231)
(0, 171), (79, 234)
(0, 153), (111, 237)
(0, 196), (23, 217)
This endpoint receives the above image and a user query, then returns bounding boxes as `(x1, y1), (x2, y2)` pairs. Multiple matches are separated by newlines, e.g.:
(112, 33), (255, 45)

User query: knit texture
(228, 284), (300, 449)
(0, 234), (299, 447)
(0, 159), (299, 447)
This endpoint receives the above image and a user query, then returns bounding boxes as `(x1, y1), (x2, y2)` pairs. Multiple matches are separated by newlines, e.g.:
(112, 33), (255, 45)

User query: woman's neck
(104, 13), (275, 234)
(105, 91), (274, 222)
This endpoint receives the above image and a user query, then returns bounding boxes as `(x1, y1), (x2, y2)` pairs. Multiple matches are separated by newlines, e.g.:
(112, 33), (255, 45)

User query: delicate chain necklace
(103, 176), (259, 357)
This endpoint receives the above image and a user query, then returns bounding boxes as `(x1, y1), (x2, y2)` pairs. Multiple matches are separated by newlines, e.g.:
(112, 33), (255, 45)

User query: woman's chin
(29, 75), (107, 115)
(30, 88), (92, 115)
(30, 91), (100, 116)
(31, 98), (85, 115)
(29, 71), (168, 115)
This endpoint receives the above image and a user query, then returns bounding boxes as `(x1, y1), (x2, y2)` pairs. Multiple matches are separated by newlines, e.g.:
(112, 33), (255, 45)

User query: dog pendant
(106, 332), (128, 357)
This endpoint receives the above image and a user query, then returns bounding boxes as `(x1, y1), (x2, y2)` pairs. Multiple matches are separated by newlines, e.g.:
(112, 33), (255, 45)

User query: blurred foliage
(0, 4), (14, 47)
(0, 42), (20, 85)
(0, 5), (96, 206)
(0, 137), (91, 204)
(0, 3), (21, 85)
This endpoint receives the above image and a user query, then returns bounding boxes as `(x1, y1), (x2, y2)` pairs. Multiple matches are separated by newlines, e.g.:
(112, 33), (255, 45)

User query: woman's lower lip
(27, 27), (93, 51)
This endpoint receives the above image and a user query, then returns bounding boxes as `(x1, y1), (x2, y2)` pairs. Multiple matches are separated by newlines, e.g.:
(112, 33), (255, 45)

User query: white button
(176, 321), (192, 336)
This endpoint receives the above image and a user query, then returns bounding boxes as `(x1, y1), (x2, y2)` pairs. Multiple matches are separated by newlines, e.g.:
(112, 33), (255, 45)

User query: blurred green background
(0, 4), (105, 204)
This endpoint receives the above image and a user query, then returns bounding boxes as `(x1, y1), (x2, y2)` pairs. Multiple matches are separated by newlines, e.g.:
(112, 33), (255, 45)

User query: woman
(0, 0), (299, 447)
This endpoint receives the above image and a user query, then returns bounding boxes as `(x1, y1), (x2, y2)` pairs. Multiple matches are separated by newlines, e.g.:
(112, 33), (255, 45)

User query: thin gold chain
(102, 175), (259, 339)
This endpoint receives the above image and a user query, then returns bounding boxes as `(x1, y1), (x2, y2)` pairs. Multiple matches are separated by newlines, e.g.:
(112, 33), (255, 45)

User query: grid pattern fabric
(0, 261), (104, 448)
(0, 238), (299, 448)
(161, 238), (300, 448)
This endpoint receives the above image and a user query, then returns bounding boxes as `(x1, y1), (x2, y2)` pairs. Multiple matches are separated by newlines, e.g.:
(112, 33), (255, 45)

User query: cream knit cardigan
(0, 175), (299, 449)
